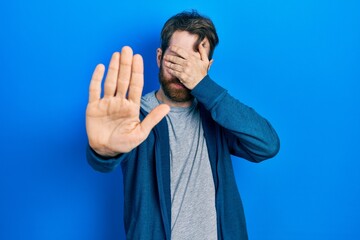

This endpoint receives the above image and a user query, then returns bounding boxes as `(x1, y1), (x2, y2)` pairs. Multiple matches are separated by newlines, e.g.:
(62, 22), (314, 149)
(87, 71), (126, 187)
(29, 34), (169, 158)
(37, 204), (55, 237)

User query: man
(86, 11), (280, 240)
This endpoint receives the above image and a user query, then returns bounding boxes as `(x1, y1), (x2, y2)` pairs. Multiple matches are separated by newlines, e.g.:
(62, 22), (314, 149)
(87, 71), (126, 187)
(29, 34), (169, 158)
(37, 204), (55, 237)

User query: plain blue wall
(1, 0), (359, 239)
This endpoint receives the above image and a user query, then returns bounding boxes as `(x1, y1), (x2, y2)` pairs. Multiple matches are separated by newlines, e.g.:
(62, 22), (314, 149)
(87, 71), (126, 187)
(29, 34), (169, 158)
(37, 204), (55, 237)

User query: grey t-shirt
(141, 91), (217, 240)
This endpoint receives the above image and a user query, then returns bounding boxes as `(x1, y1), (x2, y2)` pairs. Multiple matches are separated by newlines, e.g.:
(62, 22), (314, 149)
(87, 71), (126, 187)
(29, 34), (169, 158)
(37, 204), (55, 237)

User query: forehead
(169, 30), (209, 52)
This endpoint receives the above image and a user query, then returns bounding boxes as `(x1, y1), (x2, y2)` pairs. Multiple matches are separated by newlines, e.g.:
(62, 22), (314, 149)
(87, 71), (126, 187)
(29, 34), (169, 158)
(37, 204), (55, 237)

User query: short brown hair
(160, 10), (219, 59)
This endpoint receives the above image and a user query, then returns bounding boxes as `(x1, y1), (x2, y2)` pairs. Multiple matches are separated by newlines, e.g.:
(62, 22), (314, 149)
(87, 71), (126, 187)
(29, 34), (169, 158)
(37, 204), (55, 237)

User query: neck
(156, 88), (193, 108)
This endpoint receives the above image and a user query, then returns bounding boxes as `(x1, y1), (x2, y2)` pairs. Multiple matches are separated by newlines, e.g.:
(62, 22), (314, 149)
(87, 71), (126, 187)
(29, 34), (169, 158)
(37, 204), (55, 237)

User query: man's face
(158, 31), (210, 102)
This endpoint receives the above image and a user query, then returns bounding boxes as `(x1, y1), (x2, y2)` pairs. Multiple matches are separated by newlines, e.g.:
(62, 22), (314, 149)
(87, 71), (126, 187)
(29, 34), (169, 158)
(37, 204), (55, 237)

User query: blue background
(1, 0), (359, 239)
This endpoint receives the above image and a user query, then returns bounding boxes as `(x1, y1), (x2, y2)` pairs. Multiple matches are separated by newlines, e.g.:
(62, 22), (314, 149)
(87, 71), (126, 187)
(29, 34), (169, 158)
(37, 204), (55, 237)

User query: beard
(158, 65), (193, 102)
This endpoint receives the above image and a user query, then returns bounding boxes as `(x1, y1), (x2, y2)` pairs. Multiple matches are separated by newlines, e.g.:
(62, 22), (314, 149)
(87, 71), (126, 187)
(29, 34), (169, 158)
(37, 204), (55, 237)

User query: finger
(116, 46), (133, 98)
(104, 52), (120, 98)
(164, 60), (183, 72)
(167, 68), (183, 81)
(164, 54), (185, 65)
(198, 41), (209, 62)
(128, 54), (144, 105)
(169, 45), (189, 59)
(140, 104), (170, 136)
(89, 64), (105, 103)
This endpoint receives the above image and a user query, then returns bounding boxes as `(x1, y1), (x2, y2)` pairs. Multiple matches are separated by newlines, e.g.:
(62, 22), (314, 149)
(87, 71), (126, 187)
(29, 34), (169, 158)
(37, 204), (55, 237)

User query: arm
(192, 75), (280, 162)
(163, 42), (279, 162)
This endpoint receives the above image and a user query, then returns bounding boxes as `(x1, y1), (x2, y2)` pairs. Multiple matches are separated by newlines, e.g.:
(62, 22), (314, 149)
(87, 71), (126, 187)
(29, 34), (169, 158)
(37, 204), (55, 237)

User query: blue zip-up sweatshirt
(87, 76), (280, 240)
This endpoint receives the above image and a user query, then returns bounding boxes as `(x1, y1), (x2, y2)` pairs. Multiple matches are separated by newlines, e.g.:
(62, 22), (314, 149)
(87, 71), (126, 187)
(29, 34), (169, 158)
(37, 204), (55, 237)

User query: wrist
(186, 74), (207, 90)
(89, 141), (120, 158)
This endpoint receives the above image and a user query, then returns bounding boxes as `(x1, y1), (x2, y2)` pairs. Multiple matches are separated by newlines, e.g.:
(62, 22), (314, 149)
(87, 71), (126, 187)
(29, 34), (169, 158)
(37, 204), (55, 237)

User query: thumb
(140, 104), (170, 135)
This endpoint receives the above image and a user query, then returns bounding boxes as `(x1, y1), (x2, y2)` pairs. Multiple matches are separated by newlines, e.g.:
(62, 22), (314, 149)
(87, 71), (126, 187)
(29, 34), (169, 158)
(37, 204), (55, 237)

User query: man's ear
(208, 59), (214, 71)
(156, 48), (162, 68)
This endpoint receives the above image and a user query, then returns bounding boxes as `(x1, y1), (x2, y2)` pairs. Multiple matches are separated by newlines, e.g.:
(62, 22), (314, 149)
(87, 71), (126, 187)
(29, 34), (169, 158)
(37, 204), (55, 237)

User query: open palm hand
(86, 47), (170, 157)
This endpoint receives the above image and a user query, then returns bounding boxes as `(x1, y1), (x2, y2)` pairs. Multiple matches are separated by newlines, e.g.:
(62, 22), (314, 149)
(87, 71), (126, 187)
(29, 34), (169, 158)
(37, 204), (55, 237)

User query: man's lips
(171, 81), (186, 89)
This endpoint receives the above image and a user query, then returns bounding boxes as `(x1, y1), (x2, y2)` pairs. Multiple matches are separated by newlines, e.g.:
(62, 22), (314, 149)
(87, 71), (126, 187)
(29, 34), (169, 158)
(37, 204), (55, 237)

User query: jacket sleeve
(86, 144), (132, 172)
(191, 75), (280, 162)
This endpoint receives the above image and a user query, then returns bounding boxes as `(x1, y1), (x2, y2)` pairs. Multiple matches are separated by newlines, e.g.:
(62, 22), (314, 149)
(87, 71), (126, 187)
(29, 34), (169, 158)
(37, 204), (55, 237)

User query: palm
(86, 47), (169, 156)
(86, 97), (141, 154)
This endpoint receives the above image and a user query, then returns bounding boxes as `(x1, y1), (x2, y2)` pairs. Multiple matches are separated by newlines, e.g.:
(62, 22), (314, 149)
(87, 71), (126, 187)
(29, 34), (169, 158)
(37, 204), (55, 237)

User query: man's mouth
(171, 81), (186, 89)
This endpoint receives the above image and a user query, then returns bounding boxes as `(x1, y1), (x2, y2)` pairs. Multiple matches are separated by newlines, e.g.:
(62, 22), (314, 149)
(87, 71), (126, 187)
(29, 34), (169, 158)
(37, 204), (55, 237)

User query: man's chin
(163, 87), (193, 103)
